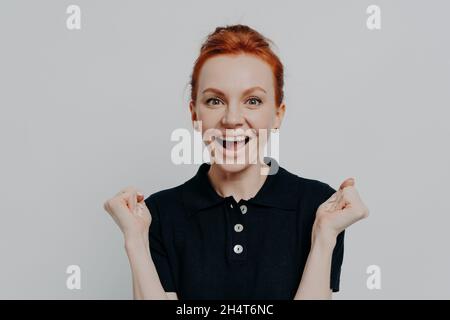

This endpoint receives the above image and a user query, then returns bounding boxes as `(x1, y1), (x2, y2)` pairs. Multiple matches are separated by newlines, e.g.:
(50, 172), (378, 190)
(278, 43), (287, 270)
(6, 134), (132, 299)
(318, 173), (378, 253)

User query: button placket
(227, 200), (247, 261)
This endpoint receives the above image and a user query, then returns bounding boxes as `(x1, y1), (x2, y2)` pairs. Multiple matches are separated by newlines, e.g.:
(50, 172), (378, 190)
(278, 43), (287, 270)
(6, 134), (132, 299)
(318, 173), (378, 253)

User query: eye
(206, 97), (224, 106)
(246, 97), (263, 106)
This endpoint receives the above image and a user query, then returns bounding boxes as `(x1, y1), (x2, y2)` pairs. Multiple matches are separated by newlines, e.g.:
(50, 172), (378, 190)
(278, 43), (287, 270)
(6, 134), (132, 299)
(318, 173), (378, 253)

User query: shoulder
(144, 182), (186, 219)
(145, 184), (183, 205)
(279, 166), (336, 205)
(143, 169), (202, 218)
(277, 167), (336, 227)
(299, 176), (336, 200)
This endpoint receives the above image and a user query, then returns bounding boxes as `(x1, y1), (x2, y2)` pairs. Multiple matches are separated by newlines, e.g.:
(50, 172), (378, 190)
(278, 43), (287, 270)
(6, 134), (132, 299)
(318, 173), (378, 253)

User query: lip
(215, 135), (251, 152)
(217, 135), (247, 142)
(213, 134), (257, 161)
(215, 128), (257, 140)
(209, 128), (259, 160)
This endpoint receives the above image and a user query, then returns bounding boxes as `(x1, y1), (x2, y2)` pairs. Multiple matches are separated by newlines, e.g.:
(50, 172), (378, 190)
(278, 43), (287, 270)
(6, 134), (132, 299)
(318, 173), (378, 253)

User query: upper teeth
(220, 136), (247, 142)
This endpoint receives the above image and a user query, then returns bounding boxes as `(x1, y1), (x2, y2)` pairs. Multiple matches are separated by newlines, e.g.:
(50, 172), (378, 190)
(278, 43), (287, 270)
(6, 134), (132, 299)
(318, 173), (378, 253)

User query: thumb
(339, 177), (355, 190)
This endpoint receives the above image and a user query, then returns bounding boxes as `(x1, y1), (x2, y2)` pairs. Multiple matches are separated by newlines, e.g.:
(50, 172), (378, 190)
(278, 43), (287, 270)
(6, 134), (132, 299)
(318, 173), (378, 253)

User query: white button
(240, 204), (248, 214)
(233, 244), (243, 254)
(234, 224), (244, 232)
(230, 204), (233, 209)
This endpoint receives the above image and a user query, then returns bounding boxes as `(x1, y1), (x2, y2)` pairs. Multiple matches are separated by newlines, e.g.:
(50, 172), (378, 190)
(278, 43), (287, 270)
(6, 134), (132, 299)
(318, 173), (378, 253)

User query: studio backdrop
(0, 0), (449, 299)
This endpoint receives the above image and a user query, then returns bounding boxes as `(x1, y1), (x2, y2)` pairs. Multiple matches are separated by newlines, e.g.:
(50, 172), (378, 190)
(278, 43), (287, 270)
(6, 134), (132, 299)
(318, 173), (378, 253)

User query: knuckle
(109, 197), (121, 209)
(343, 186), (353, 193)
(103, 200), (110, 212)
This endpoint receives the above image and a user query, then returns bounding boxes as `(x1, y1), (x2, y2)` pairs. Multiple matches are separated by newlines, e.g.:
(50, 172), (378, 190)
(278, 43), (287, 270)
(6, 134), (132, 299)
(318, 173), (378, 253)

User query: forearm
(131, 268), (142, 299)
(125, 237), (170, 300)
(294, 234), (336, 300)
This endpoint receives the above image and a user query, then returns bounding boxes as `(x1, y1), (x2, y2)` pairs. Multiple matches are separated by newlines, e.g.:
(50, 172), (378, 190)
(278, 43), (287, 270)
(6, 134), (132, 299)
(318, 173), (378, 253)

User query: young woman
(103, 24), (369, 300)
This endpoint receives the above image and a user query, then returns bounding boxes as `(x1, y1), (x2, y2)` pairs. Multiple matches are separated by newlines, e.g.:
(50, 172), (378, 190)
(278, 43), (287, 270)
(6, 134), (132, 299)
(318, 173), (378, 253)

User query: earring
(193, 120), (201, 131)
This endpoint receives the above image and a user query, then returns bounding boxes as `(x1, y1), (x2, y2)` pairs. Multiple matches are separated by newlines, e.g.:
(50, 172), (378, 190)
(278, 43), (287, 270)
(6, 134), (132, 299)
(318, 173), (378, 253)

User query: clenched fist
(103, 186), (151, 247)
(313, 178), (369, 244)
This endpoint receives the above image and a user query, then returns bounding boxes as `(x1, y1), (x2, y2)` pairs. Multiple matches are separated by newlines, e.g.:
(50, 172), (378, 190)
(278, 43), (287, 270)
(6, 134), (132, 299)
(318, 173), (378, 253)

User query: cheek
(245, 108), (275, 129)
(196, 106), (223, 128)
(197, 111), (222, 143)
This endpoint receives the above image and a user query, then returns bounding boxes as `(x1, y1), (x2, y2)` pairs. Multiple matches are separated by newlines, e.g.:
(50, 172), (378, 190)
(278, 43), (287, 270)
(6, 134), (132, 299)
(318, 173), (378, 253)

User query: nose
(221, 104), (244, 128)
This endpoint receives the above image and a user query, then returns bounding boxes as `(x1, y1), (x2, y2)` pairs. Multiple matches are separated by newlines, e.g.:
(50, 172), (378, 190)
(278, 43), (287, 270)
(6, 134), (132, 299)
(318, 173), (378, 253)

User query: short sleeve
(321, 183), (345, 292)
(145, 196), (176, 293)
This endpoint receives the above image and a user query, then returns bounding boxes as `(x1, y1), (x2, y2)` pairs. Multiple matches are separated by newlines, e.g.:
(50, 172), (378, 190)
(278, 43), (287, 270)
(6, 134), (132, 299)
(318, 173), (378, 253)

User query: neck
(207, 162), (270, 203)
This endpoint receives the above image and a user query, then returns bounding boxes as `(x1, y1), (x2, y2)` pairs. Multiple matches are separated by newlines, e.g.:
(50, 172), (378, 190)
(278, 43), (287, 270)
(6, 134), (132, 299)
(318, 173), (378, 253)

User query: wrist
(311, 224), (337, 250)
(124, 234), (149, 252)
(311, 232), (336, 252)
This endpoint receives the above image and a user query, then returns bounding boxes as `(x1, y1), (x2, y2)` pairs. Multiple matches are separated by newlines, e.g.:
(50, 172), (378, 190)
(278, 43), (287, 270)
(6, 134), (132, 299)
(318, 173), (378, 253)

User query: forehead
(198, 54), (274, 94)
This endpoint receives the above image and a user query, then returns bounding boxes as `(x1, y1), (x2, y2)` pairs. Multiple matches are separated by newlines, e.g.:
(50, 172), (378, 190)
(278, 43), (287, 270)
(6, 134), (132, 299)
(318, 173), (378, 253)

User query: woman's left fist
(313, 178), (369, 241)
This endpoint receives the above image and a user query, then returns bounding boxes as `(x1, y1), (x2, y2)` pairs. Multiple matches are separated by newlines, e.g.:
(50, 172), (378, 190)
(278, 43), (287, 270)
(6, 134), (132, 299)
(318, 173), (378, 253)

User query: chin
(214, 162), (252, 174)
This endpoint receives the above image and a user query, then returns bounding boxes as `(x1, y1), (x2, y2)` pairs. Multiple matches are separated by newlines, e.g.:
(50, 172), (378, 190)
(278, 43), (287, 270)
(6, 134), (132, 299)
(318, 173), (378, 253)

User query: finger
(334, 188), (369, 224)
(338, 205), (366, 224)
(116, 187), (137, 213)
(136, 191), (144, 203)
(130, 190), (145, 212)
(103, 200), (111, 213)
(341, 186), (368, 217)
(128, 191), (138, 214)
(136, 201), (147, 217)
(135, 202), (142, 216)
(339, 177), (355, 190)
(114, 186), (143, 209)
(336, 183), (362, 211)
(341, 185), (365, 206)
(322, 191), (339, 211)
(333, 191), (348, 211)
(330, 190), (344, 211)
(104, 196), (129, 218)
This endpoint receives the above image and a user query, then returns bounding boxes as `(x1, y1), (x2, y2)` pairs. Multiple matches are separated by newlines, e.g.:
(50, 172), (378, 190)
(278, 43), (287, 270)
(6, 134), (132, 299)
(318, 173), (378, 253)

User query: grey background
(0, 0), (449, 299)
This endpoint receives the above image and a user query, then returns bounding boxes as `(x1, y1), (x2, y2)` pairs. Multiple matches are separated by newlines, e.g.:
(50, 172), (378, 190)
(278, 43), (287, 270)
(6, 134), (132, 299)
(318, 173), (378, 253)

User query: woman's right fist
(103, 186), (152, 245)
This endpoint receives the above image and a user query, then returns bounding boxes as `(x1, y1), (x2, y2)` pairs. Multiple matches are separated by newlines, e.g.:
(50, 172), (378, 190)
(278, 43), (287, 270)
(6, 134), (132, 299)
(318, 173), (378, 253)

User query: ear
(189, 100), (199, 131)
(273, 102), (286, 129)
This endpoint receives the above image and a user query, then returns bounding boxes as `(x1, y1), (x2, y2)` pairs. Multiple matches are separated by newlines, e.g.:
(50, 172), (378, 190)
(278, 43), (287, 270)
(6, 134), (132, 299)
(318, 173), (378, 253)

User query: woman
(103, 24), (369, 300)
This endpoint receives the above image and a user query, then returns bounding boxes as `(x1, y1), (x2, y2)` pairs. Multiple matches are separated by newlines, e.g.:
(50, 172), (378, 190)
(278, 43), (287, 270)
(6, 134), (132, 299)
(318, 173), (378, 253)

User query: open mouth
(215, 135), (251, 152)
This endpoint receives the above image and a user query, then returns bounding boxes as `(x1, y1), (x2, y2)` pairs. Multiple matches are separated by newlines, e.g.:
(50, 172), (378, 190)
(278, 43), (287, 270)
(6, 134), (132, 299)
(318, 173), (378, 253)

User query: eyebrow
(201, 86), (267, 96)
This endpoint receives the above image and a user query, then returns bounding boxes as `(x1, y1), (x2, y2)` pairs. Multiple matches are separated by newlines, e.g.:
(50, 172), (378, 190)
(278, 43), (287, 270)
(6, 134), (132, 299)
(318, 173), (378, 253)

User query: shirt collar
(181, 157), (300, 216)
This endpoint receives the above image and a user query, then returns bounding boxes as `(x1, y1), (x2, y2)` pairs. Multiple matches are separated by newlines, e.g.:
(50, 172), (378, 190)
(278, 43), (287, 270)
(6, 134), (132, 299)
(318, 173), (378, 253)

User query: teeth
(219, 136), (247, 142)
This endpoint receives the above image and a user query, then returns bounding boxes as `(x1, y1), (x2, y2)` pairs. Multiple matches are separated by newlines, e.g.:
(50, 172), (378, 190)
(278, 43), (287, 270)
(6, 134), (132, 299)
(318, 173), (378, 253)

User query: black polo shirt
(145, 158), (345, 300)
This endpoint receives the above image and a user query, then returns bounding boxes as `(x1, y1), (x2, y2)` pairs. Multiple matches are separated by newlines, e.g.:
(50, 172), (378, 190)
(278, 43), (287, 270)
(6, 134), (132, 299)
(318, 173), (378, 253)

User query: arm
(125, 236), (177, 300)
(294, 178), (369, 300)
(104, 187), (178, 300)
(294, 233), (336, 300)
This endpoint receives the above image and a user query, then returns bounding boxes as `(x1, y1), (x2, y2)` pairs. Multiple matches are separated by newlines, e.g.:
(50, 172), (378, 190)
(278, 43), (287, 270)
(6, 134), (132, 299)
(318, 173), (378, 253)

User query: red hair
(190, 24), (284, 106)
